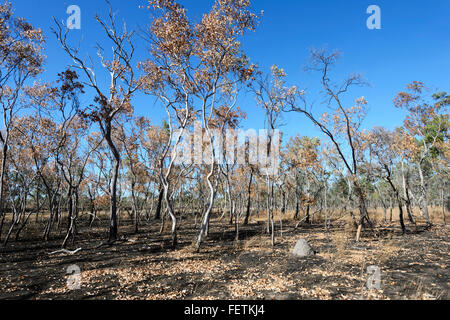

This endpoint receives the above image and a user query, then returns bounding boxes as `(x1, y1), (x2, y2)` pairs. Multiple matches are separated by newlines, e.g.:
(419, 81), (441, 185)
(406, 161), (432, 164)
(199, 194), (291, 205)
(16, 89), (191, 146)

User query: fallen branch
(49, 248), (82, 255)
(295, 208), (322, 229)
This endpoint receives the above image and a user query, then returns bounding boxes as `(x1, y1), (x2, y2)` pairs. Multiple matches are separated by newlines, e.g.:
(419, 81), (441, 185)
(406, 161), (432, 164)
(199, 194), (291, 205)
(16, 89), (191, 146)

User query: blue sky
(11, 0), (450, 140)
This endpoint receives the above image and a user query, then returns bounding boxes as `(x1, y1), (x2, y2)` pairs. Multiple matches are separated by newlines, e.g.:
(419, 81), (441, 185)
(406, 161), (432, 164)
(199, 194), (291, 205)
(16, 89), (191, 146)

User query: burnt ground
(0, 213), (448, 300)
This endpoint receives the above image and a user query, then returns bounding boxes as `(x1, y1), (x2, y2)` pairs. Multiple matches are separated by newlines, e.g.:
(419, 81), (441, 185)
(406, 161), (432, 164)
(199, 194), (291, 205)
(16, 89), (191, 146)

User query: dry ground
(0, 208), (448, 300)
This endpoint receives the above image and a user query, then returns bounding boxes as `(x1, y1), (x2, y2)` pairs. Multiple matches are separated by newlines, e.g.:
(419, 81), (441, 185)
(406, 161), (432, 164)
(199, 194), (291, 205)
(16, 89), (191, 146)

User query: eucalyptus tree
(394, 82), (449, 225)
(0, 1), (44, 240)
(190, 0), (259, 251)
(254, 65), (288, 245)
(139, 0), (196, 246)
(283, 49), (374, 241)
(140, 0), (259, 250)
(14, 114), (62, 240)
(366, 127), (414, 233)
(54, 3), (140, 242)
(2, 122), (38, 246)
(285, 135), (323, 228)
(138, 122), (169, 222)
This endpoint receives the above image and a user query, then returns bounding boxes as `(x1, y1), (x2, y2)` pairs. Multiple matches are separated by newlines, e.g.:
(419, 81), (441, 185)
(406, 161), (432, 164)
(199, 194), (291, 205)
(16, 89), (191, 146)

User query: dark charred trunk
(306, 204), (310, 224)
(295, 193), (300, 220)
(104, 120), (120, 243)
(244, 169), (253, 225)
(154, 185), (164, 221)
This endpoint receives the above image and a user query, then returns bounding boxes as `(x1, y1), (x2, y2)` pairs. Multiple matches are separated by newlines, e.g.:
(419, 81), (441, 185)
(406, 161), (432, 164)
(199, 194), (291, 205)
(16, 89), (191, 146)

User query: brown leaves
(285, 135), (321, 170)
(393, 81), (447, 163)
(392, 127), (419, 159)
(148, 0), (193, 62)
(56, 69), (84, 98)
(143, 0), (260, 98)
(210, 105), (247, 129)
(0, 1), (44, 81)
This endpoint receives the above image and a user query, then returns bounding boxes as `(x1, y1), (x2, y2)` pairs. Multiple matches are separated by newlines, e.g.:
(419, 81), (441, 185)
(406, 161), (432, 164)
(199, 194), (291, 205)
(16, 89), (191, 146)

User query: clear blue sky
(11, 0), (450, 140)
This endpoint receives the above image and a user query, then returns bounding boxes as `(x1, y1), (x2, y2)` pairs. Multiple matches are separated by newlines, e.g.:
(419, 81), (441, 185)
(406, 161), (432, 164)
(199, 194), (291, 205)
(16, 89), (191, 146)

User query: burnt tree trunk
(244, 168), (253, 225)
(104, 120), (120, 243)
(305, 204), (310, 224)
(154, 185), (164, 221)
(0, 137), (8, 242)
